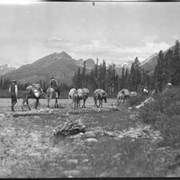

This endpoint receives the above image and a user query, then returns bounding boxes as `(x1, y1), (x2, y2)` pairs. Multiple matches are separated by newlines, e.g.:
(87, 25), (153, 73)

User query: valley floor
(0, 99), (180, 177)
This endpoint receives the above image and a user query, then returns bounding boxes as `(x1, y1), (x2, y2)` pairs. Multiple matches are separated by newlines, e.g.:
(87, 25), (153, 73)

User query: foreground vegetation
(0, 105), (167, 177)
(0, 88), (180, 177)
(138, 86), (180, 147)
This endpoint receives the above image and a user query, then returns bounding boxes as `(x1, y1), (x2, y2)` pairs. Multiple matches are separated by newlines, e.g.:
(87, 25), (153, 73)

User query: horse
(68, 88), (79, 109)
(116, 89), (130, 105)
(77, 88), (90, 108)
(129, 91), (137, 97)
(94, 89), (107, 108)
(21, 84), (44, 111)
(46, 85), (61, 108)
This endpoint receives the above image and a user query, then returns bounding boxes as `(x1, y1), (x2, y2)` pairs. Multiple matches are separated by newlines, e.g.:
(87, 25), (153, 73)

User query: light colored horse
(69, 88), (79, 109)
(94, 89), (107, 108)
(129, 91), (137, 97)
(116, 89), (130, 105)
(46, 86), (61, 108)
(77, 88), (90, 108)
(22, 84), (44, 110)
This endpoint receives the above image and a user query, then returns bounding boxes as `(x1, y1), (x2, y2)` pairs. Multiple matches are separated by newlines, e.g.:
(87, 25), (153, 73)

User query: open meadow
(0, 96), (180, 177)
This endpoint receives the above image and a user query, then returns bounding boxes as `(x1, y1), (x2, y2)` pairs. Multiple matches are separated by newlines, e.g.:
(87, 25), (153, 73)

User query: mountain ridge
(1, 44), (175, 85)
(0, 51), (95, 85)
(0, 64), (16, 76)
(141, 45), (175, 73)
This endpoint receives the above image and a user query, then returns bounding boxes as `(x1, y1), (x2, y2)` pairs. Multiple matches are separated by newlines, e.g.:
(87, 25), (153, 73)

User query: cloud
(32, 36), (170, 65)
(71, 37), (170, 64)
(33, 37), (73, 49)
(0, 0), (39, 5)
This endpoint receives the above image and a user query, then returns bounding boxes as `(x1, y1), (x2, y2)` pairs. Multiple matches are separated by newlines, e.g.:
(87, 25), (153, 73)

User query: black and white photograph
(0, 0), (180, 178)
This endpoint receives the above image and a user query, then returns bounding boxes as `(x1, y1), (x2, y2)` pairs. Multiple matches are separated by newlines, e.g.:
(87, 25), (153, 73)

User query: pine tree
(154, 50), (164, 92)
(72, 67), (82, 88)
(82, 61), (87, 87)
(164, 49), (173, 84)
(171, 40), (180, 85)
(120, 65), (125, 89)
(97, 60), (106, 90)
(124, 68), (130, 89)
(130, 57), (141, 91)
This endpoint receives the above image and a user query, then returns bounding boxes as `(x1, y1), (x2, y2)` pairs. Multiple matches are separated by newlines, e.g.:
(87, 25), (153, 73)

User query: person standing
(49, 77), (59, 98)
(143, 86), (149, 99)
(9, 80), (18, 111)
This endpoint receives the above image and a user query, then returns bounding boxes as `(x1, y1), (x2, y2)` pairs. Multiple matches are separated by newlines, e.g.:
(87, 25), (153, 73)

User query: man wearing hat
(49, 76), (59, 98)
(167, 82), (172, 87)
(9, 80), (18, 111)
(162, 82), (173, 95)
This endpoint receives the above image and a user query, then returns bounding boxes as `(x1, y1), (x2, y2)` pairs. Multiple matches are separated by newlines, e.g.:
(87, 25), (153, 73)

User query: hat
(167, 83), (172, 87)
(11, 80), (17, 83)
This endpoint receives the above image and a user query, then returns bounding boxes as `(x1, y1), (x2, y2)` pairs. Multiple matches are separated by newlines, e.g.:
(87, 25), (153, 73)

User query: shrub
(128, 94), (145, 107)
(138, 103), (164, 125)
(158, 115), (180, 147)
(139, 86), (180, 147)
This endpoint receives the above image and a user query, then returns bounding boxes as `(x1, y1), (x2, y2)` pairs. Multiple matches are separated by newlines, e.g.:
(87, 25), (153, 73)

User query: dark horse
(46, 85), (61, 108)
(21, 85), (44, 111)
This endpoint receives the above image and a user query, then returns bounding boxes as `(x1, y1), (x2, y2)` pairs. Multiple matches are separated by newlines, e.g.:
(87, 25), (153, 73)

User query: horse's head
(103, 96), (107, 103)
(102, 91), (107, 103)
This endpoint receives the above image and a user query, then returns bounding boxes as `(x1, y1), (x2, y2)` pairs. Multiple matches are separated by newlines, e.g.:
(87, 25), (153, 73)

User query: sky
(0, 1), (180, 67)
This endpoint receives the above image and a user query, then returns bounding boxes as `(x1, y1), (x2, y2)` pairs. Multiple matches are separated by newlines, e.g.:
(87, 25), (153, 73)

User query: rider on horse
(49, 76), (59, 98)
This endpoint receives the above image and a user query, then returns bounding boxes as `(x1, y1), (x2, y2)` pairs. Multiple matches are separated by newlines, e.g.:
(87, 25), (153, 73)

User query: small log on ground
(68, 107), (119, 115)
(12, 111), (54, 117)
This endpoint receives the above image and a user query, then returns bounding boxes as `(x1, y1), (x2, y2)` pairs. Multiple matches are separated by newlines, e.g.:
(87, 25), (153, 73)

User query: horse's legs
(21, 98), (25, 111)
(123, 97), (126, 104)
(47, 94), (52, 108)
(26, 98), (31, 110)
(82, 98), (86, 108)
(35, 98), (39, 109)
(94, 98), (97, 108)
(116, 98), (120, 106)
(72, 100), (76, 109)
(47, 98), (50, 108)
(99, 99), (102, 108)
(55, 98), (58, 108)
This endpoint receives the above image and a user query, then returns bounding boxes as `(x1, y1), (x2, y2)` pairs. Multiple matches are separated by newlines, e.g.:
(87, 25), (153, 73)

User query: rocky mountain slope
(0, 64), (16, 76)
(0, 51), (95, 85)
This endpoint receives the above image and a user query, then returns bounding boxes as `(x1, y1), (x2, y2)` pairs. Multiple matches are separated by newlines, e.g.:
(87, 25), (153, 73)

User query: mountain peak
(0, 64), (16, 75)
(59, 51), (72, 59)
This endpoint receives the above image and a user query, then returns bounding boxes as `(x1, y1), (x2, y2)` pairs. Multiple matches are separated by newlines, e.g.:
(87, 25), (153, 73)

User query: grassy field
(0, 96), (180, 177)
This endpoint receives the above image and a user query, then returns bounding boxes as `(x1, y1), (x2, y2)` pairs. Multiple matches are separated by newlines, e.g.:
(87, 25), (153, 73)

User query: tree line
(72, 40), (180, 94)
(0, 40), (179, 95)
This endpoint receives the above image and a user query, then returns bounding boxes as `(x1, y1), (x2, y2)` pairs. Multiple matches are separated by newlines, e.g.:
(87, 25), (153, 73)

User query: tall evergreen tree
(130, 57), (141, 90)
(72, 67), (82, 88)
(120, 65), (125, 89)
(154, 50), (164, 92)
(82, 61), (87, 87)
(164, 49), (173, 84)
(171, 40), (180, 85)
(124, 68), (130, 89)
(96, 60), (106, 89)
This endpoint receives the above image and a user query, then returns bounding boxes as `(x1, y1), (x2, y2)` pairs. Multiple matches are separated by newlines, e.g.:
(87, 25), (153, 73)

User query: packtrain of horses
(20, 83), (151, 111)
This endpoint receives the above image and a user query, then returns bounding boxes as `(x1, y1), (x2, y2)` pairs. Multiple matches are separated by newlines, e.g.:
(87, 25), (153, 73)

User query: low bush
(128, 94), (145, 107)
(157, 115), (180, 147)
(138, 103), (160, 124)
(138, 86), (180, 147)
